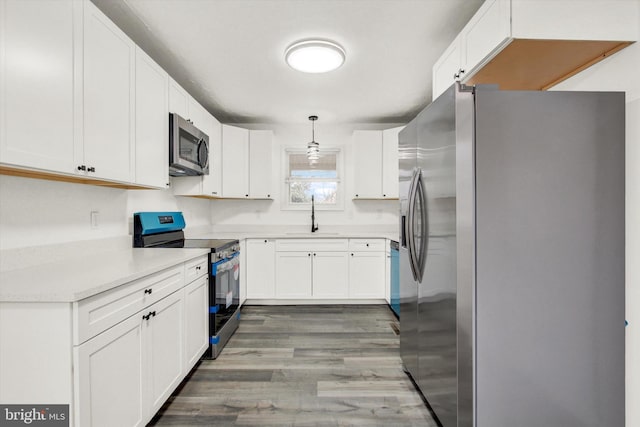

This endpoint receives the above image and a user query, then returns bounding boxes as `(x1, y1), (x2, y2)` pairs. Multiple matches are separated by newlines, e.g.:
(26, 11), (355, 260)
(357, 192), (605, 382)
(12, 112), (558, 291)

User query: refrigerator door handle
(414, 170), (428, 282)
(407, 169), (421, 282)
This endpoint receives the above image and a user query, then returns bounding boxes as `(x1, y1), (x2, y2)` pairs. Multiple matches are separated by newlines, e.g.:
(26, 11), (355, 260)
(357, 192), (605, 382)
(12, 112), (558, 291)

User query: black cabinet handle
(308, 253), (311, 257)
(196, 266), (201, 271)
(144, 289), (152, 295)
(267, 194), (271, 198)
(245, 194), (249, 197)
(77, 165), (86, 171)
(166, 183), (170, 187)
(151, 311), (156, 317)
(313, 253), (316, 256)
(264, 239), (267, 243)
(351, 253), (354, 256)
(87, 166), (95, 173)
(366, 243), (369, 247)
(355, 194), (359, 197)
(142, 313), (150, 320)
(383, 194), (386, 197)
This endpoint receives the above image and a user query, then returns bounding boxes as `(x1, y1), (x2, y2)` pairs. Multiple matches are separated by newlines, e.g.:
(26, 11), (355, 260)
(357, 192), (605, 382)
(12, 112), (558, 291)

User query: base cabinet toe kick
(0, 255), (209, 427)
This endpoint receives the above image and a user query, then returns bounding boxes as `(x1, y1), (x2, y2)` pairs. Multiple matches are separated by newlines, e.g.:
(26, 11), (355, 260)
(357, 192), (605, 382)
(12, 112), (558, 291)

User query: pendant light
(307, 115), (320, 163)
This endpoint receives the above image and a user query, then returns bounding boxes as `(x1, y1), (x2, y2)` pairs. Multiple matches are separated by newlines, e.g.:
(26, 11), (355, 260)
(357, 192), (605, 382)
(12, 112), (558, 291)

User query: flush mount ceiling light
(307, 115), (320, 163)
(285, 40), (346, 73)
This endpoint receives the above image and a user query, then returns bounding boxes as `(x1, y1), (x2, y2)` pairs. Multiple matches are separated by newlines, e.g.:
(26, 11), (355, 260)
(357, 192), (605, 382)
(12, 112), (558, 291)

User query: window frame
(281, 146), (344, 211)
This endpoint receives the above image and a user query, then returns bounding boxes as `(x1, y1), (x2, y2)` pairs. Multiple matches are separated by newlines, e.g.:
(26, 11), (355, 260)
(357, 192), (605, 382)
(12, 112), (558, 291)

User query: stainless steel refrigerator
(399, 83), (625, 427)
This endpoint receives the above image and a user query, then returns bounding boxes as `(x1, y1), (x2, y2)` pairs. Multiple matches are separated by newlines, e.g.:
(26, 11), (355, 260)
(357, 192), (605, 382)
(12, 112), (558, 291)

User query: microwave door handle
(197, 138), (209, 169)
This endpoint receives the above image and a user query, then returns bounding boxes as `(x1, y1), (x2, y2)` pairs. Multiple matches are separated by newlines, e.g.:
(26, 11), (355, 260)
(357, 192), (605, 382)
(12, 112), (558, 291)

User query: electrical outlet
(90, 211), (99, 229)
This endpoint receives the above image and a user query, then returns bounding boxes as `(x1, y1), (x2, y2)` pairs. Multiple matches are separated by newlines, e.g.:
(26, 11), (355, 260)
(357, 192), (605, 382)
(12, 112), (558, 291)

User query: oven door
(210, 253), (240, 334)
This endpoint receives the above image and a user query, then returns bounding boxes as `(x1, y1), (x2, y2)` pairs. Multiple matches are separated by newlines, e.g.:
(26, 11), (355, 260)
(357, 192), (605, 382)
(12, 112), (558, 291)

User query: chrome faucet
(311, 195), (319, 233)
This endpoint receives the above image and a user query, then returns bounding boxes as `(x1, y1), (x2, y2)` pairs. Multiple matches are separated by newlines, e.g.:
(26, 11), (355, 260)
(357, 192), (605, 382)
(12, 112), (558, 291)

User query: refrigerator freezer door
(415, 85), (459, 427)
(399, 119), (419, 379)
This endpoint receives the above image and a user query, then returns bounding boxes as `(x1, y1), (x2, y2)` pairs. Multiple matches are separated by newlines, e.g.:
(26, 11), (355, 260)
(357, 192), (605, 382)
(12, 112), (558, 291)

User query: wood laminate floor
(149, 305), (437, 426)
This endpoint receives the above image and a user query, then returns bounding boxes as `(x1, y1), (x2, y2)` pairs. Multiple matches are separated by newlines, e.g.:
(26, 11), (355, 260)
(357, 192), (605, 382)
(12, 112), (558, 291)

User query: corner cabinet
(432, 0), (639, 100)
(352, 127), (402, 200)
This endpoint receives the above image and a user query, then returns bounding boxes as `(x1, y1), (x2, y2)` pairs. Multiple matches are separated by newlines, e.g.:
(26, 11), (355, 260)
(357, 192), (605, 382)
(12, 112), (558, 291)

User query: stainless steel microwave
(169, 113), (209, 176)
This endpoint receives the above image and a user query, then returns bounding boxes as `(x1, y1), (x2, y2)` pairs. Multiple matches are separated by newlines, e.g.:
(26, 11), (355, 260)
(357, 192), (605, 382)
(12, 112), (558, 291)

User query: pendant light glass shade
(307, 115), (320, 163)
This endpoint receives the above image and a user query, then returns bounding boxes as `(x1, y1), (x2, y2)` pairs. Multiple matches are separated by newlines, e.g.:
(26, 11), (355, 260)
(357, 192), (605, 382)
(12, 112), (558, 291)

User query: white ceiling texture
(93, 0), (484, 125)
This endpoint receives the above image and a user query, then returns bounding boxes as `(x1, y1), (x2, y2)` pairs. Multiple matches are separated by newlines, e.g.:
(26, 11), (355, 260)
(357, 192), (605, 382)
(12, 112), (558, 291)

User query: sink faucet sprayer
(311, 195), (319, 233)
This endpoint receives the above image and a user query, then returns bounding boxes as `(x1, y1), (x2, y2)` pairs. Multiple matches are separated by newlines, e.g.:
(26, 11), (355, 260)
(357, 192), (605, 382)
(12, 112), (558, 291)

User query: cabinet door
(222, 124), (249, 198)
(135, 47), (169, 188)
(249, 130), (273, 199)
(75, 314), (144, 427)
(145, 290), (184, 416)
(382, 127), (402, 199)
(432, 34), (462, 101)
(0, 0), (79, 174)
(202, 114), (222, 196)
(168, 78), (189, 119)
(275, 252), (312, 298)
(349, 252), (386, 298)
(184, 275), (208, 370)
(246, 239), (276, 299)
(312, 252), (349, 299)
(353, 130), (383, 199)
(461, 0), (510, 77)
(83, 1), (135, 182)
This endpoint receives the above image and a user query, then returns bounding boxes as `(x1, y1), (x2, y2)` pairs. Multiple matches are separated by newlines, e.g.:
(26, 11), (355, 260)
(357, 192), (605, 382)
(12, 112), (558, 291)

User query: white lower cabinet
(246, 239), (386, 301)
(183, 275), (209, 371)
(275, 252), (313, 298)
(312, 252), (349, 299)
(246, 239), (276, 299)
(349, 252), (386, 299)
(146, 290), (184, 415)
(75, 313), (145, 427)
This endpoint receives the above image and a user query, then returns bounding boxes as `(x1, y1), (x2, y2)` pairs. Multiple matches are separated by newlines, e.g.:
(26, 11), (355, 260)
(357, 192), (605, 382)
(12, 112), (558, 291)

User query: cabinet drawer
(349, 239), (385, 252)
(185, 255), (208, 284)
(276, 239), (348, 252)
(75, 265), (184, 344)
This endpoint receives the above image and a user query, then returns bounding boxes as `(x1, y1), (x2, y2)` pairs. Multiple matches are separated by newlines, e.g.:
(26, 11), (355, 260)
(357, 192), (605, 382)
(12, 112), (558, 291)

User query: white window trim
(281, 146), (344, 211)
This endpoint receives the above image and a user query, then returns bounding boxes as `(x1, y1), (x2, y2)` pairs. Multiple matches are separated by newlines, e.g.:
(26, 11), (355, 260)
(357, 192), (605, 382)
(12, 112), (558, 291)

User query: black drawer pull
(144, 289), (152, 295)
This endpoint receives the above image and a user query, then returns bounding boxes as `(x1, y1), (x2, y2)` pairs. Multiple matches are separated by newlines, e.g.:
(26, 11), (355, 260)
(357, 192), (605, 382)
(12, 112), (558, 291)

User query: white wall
(553, 42), (639, 427)
(0, 175), (211, 250)
(210, 122), (401, 231)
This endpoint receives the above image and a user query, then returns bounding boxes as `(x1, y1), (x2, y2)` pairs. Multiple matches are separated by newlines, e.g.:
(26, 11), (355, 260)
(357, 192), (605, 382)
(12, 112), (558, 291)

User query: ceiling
(93, 0), (484, 125)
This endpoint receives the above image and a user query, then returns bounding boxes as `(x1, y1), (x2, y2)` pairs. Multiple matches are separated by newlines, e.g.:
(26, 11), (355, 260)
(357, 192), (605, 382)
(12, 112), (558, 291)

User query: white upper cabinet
(222, 125), (250, 198)
(221, 126), (272, 199)
(0, 0), (80, 174)
(249, 130), (273, 199)
(135, 47), (169, 189)
(432, 34), (463, 102)
(202, 115), (222, 197)
(83, 0), (135, 183)
(353, 128), (401, 199)
(432, 0), (639, 100)
(382, 127), (402, 199)
(168, 78), (189, 119)
(353, 130), (383, 199)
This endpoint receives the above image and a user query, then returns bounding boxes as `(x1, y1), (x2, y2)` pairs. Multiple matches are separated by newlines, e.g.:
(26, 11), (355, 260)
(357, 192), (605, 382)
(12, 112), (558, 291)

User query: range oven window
(211, 254), (240, 334)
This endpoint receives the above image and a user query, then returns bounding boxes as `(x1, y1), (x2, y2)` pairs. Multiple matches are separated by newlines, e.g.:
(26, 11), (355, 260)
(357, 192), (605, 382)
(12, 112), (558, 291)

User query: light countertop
(0, 247), (210, 303)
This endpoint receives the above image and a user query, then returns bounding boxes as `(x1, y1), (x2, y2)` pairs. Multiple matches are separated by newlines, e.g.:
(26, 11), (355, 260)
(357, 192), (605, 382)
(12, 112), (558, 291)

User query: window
(284, 148), (343, 209)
